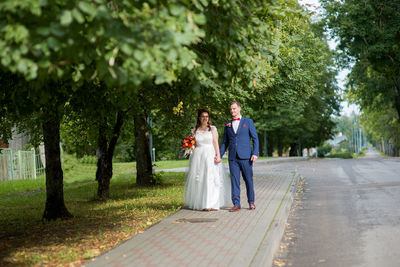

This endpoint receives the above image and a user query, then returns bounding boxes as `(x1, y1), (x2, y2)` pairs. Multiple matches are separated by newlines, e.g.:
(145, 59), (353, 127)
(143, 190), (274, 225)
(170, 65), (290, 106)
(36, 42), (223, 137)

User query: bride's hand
(214, 155), (222, 163)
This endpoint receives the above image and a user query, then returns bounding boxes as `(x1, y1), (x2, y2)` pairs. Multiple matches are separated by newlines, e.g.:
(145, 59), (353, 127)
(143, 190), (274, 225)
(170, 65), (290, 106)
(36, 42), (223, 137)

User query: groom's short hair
(231, 101), (241, 107)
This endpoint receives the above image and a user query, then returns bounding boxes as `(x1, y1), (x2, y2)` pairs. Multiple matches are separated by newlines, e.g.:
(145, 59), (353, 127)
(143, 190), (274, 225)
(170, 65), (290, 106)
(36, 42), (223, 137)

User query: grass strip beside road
(0, 172), (185, 266)
(0, 154), (189, 197)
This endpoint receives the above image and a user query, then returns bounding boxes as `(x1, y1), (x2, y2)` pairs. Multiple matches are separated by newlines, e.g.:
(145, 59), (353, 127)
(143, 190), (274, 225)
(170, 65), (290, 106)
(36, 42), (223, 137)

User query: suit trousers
(228, 158), (255, 207)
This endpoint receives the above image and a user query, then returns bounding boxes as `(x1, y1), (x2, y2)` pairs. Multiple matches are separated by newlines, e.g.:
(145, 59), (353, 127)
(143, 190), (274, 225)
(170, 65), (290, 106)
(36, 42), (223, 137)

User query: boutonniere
(243, 124), (246, 127)
(226, 122), (232, 127)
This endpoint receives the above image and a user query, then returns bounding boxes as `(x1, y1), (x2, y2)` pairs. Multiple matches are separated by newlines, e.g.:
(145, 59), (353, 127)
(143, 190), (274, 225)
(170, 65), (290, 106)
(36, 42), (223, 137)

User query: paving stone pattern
(84, 164), (298, 267)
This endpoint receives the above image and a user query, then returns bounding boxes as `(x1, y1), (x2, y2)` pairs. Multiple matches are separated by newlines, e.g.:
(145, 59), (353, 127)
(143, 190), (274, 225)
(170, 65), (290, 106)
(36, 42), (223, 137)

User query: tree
(249, 3), (340, 156)
(321, 0), (400, 120)
(360, 102), (400, 156)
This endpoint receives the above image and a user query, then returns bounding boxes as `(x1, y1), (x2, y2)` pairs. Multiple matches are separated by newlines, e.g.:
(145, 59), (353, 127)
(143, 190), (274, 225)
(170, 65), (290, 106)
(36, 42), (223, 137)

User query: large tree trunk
(267, 134), (273, 157)
(263, 130), (268, 156)
(394, 84), (400, 121)
(298, 141), (303, 156)
(134, 113), (154, 186)
(42, 119), (72, 221)
(277, 137), (283, 157)
(96, 112), (123, 199)
(289, 143), (298, 157)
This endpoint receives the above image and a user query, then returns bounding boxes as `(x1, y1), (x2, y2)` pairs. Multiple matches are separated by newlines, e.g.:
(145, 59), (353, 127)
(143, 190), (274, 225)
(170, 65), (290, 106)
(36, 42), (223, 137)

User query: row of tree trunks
(96, 112), (124, 199)
(134, 112), (154, 186)
(267, 134), (273, 157)
(278, 138), (283, 157)
(262, 130), (268, 156)
(43, 107), (152, 220)
(261, 132), (307, 157)
(395, 83), (400, 121)
(289, 142), (298, 157)
(260, 131), (274, 157)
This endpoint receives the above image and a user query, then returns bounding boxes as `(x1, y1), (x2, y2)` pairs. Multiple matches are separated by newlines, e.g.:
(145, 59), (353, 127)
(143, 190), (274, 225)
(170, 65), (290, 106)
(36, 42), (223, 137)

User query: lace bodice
(194, 126), (216, 147)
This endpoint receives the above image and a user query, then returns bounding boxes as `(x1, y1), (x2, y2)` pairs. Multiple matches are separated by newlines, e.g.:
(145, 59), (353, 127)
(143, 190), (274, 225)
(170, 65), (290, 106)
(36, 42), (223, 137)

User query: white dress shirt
(232, 116), (241, 134)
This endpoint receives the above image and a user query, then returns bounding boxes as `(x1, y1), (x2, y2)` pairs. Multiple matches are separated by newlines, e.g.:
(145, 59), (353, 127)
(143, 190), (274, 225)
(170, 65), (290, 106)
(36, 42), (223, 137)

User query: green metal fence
(35, 153), (45, 177)
(0, 148), (45, 181)
(0, 149), (14, 181)
(17, 150), (36, 179)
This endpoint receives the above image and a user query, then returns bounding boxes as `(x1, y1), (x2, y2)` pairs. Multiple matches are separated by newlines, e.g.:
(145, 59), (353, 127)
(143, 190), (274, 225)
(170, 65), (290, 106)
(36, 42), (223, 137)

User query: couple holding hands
(183, 101), (259, 212)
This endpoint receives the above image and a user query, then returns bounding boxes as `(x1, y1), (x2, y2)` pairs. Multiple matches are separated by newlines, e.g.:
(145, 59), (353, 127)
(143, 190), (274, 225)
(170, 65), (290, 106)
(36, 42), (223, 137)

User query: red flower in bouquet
(181, 136), (196, 157)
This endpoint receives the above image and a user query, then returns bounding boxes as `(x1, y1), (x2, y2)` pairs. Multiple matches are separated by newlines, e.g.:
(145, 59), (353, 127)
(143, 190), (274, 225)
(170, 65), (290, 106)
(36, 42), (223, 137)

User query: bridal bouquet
(181, 136), (195, 157)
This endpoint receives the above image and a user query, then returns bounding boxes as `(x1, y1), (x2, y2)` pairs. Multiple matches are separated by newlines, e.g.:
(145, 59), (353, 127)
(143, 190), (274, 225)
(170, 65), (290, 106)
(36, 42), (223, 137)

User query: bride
(183, 109), (231, 211)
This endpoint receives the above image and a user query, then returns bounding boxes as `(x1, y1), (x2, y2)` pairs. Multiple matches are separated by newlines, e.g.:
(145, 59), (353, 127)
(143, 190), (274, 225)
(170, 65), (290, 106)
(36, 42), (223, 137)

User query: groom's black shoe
(229, 206), (240, 212)
(249, 204), (256, 210)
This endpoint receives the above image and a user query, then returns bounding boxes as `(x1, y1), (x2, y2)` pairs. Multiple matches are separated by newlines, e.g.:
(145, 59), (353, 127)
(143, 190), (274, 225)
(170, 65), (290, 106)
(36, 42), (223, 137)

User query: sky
(298, 0), (359, 116)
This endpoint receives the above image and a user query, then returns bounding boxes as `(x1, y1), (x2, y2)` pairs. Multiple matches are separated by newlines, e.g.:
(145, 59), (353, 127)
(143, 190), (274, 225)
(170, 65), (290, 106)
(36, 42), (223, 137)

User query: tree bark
(263, 130), (268, 156)
(134, 113), (154, 186)
(96, 112), (124, 199)
(277, 137), (283, 157)
(394, 84), (400, 121)
(289, 143), (298, 157)
(267, 134), (273, 157)
(298, 141), (303, 156)
(42, 119), (72, 221)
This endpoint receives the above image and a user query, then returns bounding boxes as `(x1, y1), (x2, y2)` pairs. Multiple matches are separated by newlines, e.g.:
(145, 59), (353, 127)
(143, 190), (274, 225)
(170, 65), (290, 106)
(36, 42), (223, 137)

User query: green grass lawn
(0, 154), (190, 197)
(114, 159), (190, 172)
(0, 169), (185, 266)
(0, 154), (98, 197)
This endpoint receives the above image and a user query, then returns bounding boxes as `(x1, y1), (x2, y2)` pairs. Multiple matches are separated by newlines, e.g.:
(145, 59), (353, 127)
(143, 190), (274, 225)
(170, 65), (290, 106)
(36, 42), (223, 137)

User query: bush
(317, 143), (332, 157)
(78, 155), (97, 164)
(326, 152), (353, 159)
(113, 140), (135, 162)
(336, 140), (350, 153)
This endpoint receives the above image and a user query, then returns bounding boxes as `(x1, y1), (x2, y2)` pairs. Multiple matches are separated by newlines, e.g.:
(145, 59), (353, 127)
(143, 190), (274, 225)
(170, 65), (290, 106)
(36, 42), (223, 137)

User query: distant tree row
(321, 0), (400, 154)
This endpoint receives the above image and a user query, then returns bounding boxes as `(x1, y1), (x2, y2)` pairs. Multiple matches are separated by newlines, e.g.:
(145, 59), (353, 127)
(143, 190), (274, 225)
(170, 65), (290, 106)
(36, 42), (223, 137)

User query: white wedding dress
(183, 126), (231, 210)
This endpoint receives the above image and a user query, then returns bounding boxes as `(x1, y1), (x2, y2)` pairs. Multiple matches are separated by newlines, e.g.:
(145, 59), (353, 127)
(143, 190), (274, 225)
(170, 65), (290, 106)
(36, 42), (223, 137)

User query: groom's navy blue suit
(220, 117), (259, 208)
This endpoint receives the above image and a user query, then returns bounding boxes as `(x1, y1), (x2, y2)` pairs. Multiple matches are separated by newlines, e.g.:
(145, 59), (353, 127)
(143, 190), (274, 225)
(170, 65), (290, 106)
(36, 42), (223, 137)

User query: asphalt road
(272, 148), (400, 267)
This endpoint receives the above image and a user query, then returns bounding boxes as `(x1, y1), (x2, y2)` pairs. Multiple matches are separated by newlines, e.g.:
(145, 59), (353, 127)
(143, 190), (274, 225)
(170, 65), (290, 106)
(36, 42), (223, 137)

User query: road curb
(256, 157), (310, 164)
(158, 157), (310, 173)
(250, 171), (300, 267)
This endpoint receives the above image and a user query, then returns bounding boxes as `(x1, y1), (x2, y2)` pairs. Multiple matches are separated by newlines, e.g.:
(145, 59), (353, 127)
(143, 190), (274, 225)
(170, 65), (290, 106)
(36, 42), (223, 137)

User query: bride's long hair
(194, 109), (212, 135)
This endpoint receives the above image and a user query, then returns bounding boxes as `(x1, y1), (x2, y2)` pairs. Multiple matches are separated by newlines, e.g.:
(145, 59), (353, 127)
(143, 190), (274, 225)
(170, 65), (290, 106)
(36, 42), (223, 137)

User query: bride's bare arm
(212, 128), (221, 163)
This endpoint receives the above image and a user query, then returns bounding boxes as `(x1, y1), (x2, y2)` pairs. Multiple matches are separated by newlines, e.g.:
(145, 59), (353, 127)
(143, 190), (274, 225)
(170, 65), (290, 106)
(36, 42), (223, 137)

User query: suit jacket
(220, 117), (259, 160)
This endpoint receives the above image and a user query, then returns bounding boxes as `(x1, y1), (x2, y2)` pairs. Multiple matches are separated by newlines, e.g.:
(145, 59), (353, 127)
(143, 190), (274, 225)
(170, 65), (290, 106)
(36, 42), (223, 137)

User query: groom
(218, 101), (259, 212)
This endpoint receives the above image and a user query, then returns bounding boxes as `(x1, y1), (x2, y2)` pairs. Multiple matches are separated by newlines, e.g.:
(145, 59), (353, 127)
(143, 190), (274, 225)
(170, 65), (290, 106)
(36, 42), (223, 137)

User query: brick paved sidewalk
(83, 164), (299, 267)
